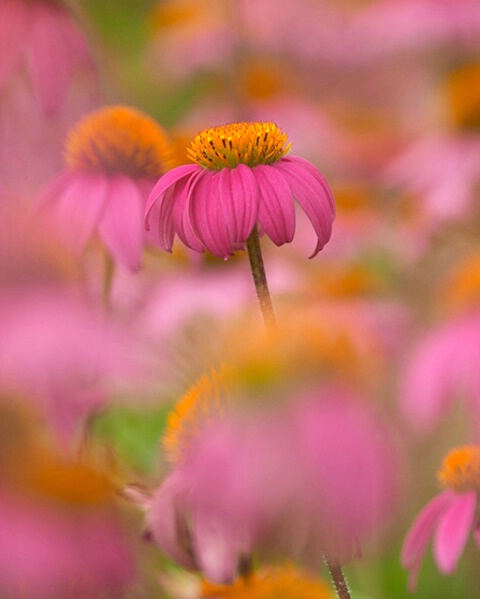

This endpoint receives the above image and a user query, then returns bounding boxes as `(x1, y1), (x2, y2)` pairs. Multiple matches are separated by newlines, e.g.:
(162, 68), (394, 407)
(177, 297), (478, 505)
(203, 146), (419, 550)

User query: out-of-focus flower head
(402, 444), (480, 591)
(35, 105), (175, 270)
(146, 368), (401, 583)
(0, 400), (135, 599)
(0, 289), (138, 444)
(0, 0), (97, 116)
(146, 121), (335, 259)
(147, 0), (233, 82)
(400, 311), (480, 437)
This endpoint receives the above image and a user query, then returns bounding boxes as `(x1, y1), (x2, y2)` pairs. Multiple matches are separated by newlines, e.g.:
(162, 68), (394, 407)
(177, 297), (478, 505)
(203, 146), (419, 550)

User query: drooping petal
(27, 3), (74, 115)
(284, 156), (336, 214)
(433, 491), (477, 574)
(145, 164), (199, 229)
(97, 176), (144, 271)
(172, 170), (206, 253)
(401, 490), (455, 591)
(272, 157), (335, 257)
(35, 171), (108, 253)
(0, 0), (30, 92)
(254, 164), (296, 246)
(188, 170), (234, 258)
(217, 164), (259, 245)
(147, 472), (198, 572)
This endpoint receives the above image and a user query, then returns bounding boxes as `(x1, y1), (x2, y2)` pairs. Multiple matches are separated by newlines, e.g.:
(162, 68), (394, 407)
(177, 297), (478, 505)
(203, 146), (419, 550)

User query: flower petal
(97, 176), (144, 271)
(254, 164), (295, 246)
(145, 164), (199, 230)
(433, 490), (477, 574)
(0, 0), (29, 93)
(173, 170), (206, 253)
(35, 171), (108, 253)
(401, 490), (454, 591)
(217, 165), (259, 245)
(189, 170), (234, 258)
(273, 156), (335, 257)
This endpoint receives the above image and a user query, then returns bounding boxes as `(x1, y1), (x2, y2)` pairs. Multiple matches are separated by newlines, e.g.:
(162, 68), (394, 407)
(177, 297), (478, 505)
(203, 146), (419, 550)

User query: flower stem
(326, 562), (352, 599)
(245, 225), (276, 329)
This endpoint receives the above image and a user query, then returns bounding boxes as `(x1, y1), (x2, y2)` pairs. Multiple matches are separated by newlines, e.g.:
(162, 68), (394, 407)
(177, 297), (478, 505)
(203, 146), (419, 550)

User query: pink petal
(97, 176), (144, 271)
(27, 3), (74, 115)
(35, 171), (108, 253)
(188, 170), (234, 258)
(148, 472), (198, 572)
(254, 164), (296, 246)
(0, 0), (30, 92)
(217, 165), (259, 245)
(145, 164), (199, 228)
(433, 490), (477, 574)
(191, 517), (240, 584)
(285, 155), (336, 214)
(401, 490), (455, 591)
(272, 157), (335, 257)
(172, 170), (206, 252)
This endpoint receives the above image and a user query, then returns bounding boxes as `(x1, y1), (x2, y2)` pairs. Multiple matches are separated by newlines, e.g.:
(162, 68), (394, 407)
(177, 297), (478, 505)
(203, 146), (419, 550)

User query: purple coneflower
(0, 0), (96, 116)
(402, 445), (480, 591)
(36, 105), (174, 271)
(145, 121), (335, 260)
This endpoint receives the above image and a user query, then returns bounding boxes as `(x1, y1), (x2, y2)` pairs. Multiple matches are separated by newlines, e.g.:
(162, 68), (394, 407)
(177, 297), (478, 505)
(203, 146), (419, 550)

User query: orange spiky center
(163, 367), (232, 466)
(437, 445), (480, 492)
(65, 105), (174, 178)
(201, 565), (334, 599)
(187, 122), (291, 170)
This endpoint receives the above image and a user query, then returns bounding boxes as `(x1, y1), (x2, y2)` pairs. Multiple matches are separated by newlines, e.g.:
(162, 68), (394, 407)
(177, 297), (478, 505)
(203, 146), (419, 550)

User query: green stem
(326, 562), (352, 599)
(102, 250), (115, 308)
(245, 225), (276, 329)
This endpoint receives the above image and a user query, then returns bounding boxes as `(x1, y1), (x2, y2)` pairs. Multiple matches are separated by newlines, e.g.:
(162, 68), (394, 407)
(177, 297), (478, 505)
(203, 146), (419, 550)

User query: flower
(0, 402), (136, 599)
(35, 105), (174, 270)
(0, 289), (137, 444)
(0, 0), (96, 116)
(402, 445), (480, 591)
(400, 312), (480, 437)
(146, 371), (399, 583)
(145, 121), (335, 259)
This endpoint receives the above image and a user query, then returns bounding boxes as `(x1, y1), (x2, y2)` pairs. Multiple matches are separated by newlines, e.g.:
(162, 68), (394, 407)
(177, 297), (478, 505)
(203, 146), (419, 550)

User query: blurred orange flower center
(438, 445), (480, 492)
(65, 105), (173, 178)
(163, 367), (231, 466)
(187, 122), (291, 170)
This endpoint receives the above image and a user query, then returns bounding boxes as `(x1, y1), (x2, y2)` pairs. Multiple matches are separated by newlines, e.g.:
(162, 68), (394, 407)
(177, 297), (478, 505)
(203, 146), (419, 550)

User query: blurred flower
(0, 289), (136, 444)
(0, 0), (96, 116)
(145, 121), (335, 259)
(402, 445), (480, 590)
(146, 371), (400, 583)
(400, 312), (480, 436)
(35, 105), (175, 270)
(0, 401), (135, 599)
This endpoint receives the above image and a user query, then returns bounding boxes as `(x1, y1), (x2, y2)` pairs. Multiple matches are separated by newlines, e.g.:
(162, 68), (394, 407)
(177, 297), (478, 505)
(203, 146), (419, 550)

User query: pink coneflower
(0, 0), (96, 116)
(36, 105), (174, 270)
(0, 289), (136, 443)
(402, 445), (480, 591)
(145, 121), (335, 259)
(400, 312), (480, 437)
(145, 371), (400, 583)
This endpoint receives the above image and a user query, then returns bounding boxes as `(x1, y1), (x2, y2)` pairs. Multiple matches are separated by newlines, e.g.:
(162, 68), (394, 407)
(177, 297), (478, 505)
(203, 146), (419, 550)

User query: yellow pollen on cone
(187, 122), (291, 170)
(437, 445), (480, 492)
(163, 367), (232, 466)
(65, 105), (174, 178)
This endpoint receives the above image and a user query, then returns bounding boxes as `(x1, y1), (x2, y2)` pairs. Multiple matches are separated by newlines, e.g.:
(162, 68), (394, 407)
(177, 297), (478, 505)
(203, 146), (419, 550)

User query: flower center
(437, 445), (480, 492)
(65, 106), (174, 178)
(187, 122), (291, 170)
(446, 62), (480, 130)
(163, 367), (231, 466)
(202, 565), (334, 599)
